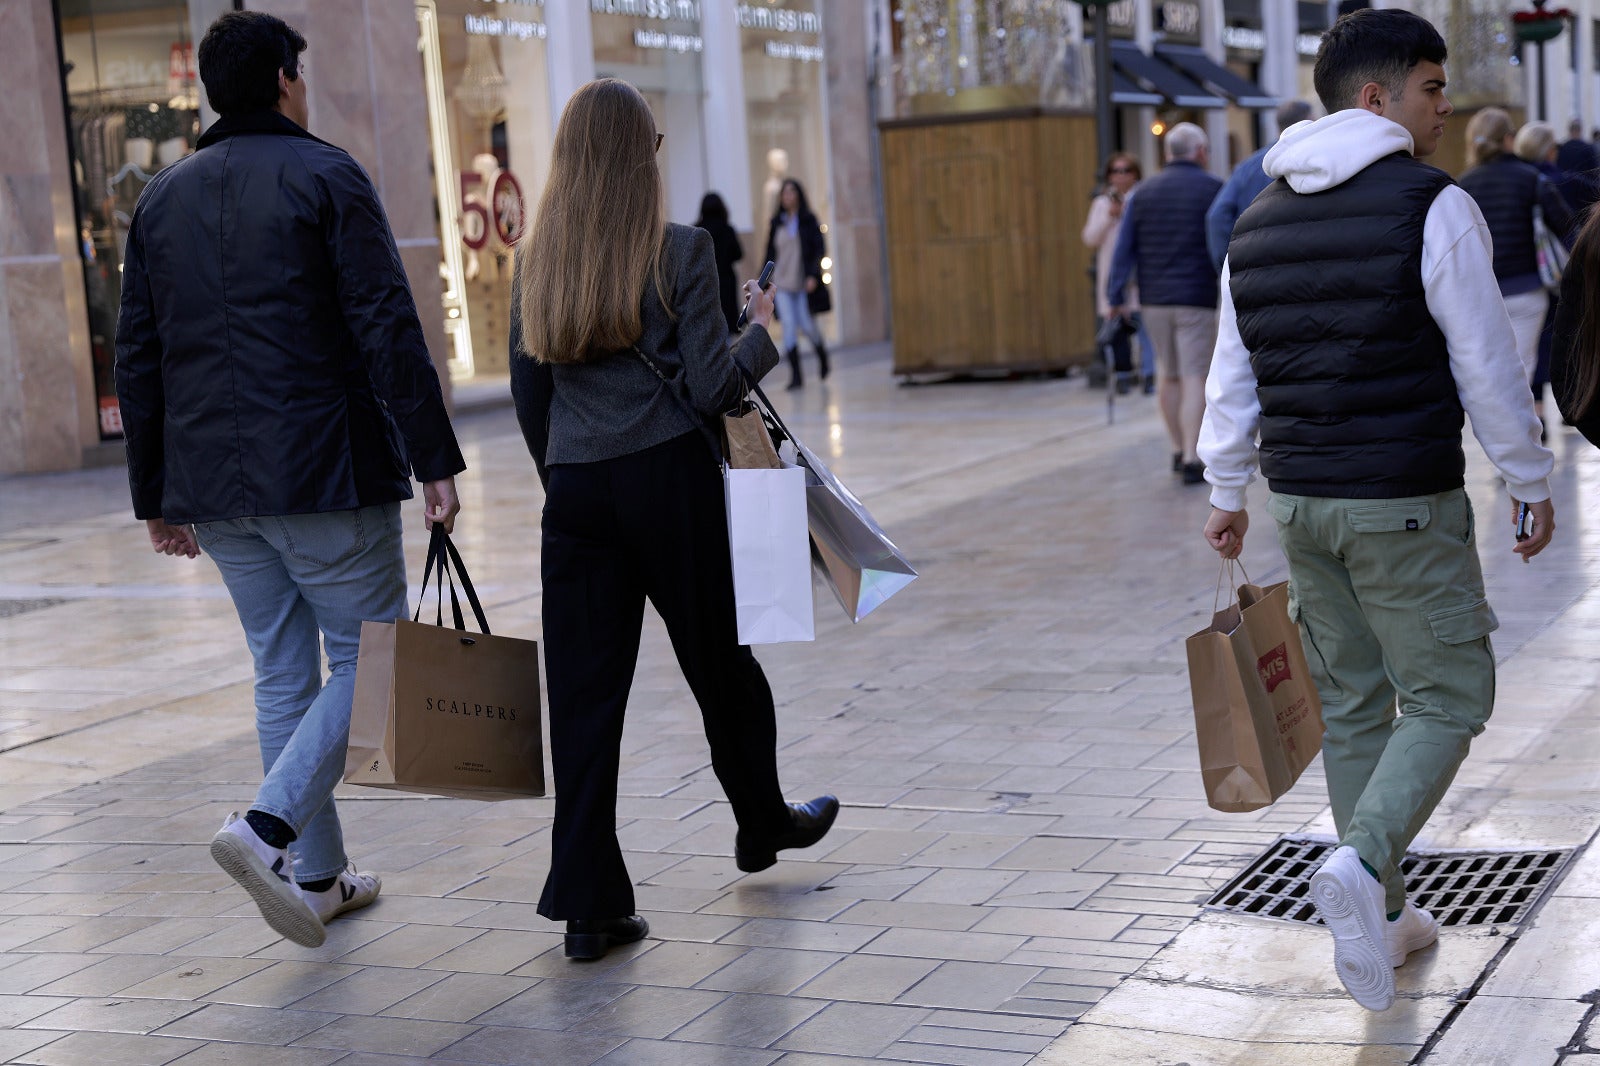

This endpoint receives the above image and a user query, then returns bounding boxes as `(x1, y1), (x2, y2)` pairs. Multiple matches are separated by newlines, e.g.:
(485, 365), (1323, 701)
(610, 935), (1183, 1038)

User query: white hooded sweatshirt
(1198, 109), (1553, 513)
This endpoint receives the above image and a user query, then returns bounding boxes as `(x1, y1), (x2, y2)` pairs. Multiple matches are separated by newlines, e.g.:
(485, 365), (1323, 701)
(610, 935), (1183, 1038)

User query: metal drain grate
(1207, 835), (1574, 928)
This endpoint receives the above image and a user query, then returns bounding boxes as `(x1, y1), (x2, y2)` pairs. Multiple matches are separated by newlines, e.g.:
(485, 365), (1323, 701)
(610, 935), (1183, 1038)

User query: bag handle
(632, 345), (727, 466)
(1210, 557), (1253, 616)
(413, 525), (491, 635)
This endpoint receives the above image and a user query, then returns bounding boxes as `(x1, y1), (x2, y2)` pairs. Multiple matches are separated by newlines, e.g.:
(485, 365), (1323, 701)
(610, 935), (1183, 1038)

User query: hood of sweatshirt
(1263, 109), (1417, 194)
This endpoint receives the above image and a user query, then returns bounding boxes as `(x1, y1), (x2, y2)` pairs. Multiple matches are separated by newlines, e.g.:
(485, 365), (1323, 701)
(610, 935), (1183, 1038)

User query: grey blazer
(511, 223), (779, 482)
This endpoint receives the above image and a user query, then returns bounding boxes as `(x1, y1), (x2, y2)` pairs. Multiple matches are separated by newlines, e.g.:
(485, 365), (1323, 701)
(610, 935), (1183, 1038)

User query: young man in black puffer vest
(1196, 9), (1555, 1012)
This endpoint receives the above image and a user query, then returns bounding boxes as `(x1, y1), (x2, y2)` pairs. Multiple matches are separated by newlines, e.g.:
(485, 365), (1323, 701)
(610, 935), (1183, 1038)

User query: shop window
(417, 0), (551, 383)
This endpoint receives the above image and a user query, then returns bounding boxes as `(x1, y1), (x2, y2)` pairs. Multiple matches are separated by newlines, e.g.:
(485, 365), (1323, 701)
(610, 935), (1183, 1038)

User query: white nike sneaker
(1386, 902), (1438, 967)
(298, 866), (382, 924)
(209, 813), (326, 948)
(1310, 845), (1396, 1011)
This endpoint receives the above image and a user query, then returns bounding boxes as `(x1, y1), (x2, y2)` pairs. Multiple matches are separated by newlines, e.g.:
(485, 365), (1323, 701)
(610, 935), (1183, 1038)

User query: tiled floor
(2, 346), (1598, 1064)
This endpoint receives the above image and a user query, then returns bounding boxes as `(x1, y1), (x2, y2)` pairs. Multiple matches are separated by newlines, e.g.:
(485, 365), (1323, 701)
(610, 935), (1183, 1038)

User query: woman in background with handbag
(764, 178), (830, 390)
(508, 78), (839, 962)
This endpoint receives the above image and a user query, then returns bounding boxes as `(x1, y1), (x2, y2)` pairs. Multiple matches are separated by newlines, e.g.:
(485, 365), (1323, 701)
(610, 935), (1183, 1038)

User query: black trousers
(537, 432), (791, 920)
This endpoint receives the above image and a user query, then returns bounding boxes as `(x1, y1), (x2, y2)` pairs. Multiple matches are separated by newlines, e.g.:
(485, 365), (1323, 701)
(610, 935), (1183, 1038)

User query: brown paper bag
(723, 406), (780, 470)
(1186, 579), (1324, 813)
(345, 528), (544, 801)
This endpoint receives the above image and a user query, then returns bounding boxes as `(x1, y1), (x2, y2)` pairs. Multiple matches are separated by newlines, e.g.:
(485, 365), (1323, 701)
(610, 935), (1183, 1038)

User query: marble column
(0, 0), (97, 474)
(247, 0), (452, 404)
(822, 0), (889, 345)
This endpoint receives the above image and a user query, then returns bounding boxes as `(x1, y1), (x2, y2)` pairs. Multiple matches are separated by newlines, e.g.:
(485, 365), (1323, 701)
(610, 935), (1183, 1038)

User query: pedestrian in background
(1201, 7), (1554, 1013)
(694, 192), (743, 334)
(1205, 99), (1314, 273)
(1514, 121), (1574, 429)
(1107, 122), (1223, 484)
(764, 177), (830, 389)
(1082, 152), (1154, 393)
(1458, 107), (1575, 393)
(509, 79), (838, 962)
(1556, 118), (1600, 221)
(115, 11), (464, 948)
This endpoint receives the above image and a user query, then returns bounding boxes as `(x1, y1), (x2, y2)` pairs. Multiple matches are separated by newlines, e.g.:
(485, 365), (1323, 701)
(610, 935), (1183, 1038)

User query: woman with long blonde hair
(509, 79), (838, 961)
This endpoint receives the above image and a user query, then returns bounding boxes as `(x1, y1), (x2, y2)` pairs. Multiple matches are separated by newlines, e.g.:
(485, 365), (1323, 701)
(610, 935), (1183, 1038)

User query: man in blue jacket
(1107, 123), (1224, 484)
(1205, 99), (1314, 272)
(115, 11), (465, 948)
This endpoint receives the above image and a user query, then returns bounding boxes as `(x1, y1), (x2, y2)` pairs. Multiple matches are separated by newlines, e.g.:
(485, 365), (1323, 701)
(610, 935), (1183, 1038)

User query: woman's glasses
(655, 133), (664, 152)
(1108, 166), (1135, 175)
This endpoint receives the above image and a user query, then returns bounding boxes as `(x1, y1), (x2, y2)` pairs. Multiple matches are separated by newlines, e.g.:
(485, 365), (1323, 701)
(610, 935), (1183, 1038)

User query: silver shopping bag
(725, 462), (815, 644)
(788, 434), (918, 622)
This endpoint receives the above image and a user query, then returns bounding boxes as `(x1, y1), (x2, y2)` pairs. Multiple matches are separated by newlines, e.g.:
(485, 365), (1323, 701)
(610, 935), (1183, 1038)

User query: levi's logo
(1257, 642), (1291, 693)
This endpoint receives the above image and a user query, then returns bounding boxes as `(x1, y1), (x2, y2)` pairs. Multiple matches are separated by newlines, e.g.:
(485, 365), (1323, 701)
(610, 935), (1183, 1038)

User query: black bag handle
(632, 345), (726, 466)
(413, 525), (491, 635)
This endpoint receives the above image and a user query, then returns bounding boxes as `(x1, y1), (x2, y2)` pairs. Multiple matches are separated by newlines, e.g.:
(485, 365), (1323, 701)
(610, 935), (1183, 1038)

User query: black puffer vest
(1227, 152), (1465, 499)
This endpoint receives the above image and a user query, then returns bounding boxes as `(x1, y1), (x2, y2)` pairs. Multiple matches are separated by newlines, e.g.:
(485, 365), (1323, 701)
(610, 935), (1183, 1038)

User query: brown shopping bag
(345, 527), (544, 800)
(1185, 564), (1324, 812)
(723, 404), (781, 470)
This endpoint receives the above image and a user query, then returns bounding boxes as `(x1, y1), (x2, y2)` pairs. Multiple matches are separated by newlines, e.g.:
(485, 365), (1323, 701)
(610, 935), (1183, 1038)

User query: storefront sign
(1157, 0), (1201, 43)
(765, 40), (822, 62)
(1104, 0), (1137, 38)
(465, 13), (548, 39)
(736, 4), (820, 34)
(633, 28), (703, 51)
(1223, 26), (1264, 53)
(591, 0), (700, 20)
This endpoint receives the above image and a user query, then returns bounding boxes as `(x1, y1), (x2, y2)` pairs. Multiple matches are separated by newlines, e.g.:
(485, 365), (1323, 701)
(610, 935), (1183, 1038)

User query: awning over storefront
(1155, 44), (1277, 108)
(1110, 42), (1224, 109)
(1111, 69), (1162, 107)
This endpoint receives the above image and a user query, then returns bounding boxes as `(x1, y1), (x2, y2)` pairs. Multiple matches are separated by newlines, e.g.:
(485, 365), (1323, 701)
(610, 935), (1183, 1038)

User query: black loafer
(735, 795), (840, 873)
(564, 915), (649, 960)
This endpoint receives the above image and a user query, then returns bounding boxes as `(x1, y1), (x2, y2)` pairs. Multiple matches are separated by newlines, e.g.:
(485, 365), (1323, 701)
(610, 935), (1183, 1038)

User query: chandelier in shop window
(454, 36), (508, 140)
(895, 0), (1073, 110)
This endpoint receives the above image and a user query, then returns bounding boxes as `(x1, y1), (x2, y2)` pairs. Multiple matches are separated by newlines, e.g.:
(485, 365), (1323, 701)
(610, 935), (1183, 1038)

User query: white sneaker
(299, 866), (381, 924)
(1386, 902), (1438, 967)
(1310, 845), (1396, 1011)
(209, 813), (326, 948)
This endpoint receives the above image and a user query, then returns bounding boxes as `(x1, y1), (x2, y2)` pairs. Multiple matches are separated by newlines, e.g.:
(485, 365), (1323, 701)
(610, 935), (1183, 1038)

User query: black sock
(244, 810), (296, 849)
(298, 875), (337, 893)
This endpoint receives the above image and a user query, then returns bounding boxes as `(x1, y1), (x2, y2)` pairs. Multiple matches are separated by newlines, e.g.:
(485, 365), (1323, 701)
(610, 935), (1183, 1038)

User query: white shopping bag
(724, 463), (815, 644)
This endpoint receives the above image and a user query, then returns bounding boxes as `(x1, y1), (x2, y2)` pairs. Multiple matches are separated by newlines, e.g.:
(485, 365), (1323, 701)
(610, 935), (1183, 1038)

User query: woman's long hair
(1567, 210), (1600, 418)
(516, 79), (668, 364)
(1465, 107), (1513, 168)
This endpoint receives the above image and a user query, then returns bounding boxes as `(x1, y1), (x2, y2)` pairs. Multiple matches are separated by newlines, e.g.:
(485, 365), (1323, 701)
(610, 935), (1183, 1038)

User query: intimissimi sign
(591, 0), (700, 20)
(736, 4), (821, 34)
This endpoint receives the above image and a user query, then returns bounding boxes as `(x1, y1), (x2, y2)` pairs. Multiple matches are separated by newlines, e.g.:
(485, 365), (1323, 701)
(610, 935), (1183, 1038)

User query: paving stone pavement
(1, 346), (1597, 1065)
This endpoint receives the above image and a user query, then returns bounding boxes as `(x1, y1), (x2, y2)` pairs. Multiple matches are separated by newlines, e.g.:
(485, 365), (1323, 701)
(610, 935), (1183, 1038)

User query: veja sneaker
(299, 866), (381, 924)
(1309, 845), (1397, 1011)
(209, 813), (326, 948)
(1386, 902), (1439, 967)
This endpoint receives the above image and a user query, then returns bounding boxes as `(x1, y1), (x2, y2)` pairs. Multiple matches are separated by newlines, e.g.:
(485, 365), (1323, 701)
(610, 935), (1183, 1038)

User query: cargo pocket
(1426, 598), (1498, 644)
(1267, 494), (1297, 526)
(1287, 595), (1341, 704)
(1426, 598), (1498, 731)
(1346, 501), (1431, 534)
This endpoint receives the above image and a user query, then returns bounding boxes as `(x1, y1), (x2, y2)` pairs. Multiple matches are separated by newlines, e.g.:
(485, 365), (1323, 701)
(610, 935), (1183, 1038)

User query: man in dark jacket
(1107, 123), (1224, 483)
(115, 11), (465, 948)
(1555, 119), (1600, 221)
(1205, 99), (1314, 272)
(1199, 8), (1553, 1013)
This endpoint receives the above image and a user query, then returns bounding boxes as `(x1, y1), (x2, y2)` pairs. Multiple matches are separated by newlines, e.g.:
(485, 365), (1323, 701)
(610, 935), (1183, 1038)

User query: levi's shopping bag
(1185, 562), (1324, 813)
(345, 526), (545, 800)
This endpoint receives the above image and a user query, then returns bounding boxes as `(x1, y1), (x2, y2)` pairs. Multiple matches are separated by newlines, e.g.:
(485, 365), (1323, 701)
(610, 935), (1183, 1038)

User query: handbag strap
(413, 525), (491, 635)
(632, 345), (726, 466)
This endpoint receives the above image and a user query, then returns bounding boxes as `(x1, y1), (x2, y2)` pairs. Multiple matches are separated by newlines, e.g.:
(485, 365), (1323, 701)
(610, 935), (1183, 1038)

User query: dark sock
(1388, 909), (1403, 921)
(1358, 857), (1381, 881)
(244, 810), (296, 849)
(298, 876), (337, 893)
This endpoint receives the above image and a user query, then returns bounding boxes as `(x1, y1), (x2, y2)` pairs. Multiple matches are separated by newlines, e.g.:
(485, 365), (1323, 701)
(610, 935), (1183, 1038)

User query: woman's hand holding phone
(738, 260), (777, 331)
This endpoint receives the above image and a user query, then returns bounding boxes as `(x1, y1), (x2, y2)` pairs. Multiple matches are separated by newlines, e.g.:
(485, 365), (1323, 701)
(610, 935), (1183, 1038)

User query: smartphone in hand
(736, 260), (776, 332)
(1515, 502), (1534, 542)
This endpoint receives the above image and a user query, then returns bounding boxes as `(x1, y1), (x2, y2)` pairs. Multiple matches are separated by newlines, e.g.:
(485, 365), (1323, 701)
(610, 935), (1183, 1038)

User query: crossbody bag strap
(632, 344), (727, 466)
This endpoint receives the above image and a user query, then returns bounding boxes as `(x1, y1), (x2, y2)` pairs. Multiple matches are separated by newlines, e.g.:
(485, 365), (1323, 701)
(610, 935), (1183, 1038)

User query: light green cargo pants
(1268, 488), (1498, 914)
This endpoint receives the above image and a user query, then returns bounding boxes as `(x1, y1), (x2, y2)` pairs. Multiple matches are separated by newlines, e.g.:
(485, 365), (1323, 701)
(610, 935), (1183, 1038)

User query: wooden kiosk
(878, 107), (1101, 377)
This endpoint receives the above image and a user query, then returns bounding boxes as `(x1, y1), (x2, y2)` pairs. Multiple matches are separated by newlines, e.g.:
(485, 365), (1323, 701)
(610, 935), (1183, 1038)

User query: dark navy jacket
(1457, 153), (1574, 296)
(116, 110), (464, 523)
(1107, 159), (1224, 309)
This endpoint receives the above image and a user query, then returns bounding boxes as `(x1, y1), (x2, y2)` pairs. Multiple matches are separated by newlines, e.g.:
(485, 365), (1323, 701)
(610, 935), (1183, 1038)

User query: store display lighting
(1151, 120), (1167, 136)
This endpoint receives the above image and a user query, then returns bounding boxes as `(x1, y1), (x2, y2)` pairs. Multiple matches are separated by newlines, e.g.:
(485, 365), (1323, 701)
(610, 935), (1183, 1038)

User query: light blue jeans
(193, 504), (406, 881)
(775, 288), (823, 354)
